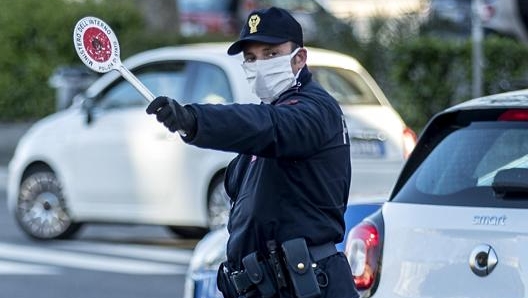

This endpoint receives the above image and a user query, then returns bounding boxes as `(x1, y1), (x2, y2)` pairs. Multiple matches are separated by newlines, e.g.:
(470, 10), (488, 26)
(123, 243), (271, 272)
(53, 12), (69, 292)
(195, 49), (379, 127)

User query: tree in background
(0, 0), (180, 121)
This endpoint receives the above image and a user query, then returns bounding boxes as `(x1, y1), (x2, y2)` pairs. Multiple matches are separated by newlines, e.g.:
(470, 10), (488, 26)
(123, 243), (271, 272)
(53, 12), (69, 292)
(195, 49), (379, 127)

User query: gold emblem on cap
(248, 14), (260, 34)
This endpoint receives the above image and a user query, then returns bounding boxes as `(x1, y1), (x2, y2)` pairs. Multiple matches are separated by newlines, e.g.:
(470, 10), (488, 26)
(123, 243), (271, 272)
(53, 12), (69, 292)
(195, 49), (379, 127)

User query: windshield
(394, 121), (528, 207)
(311, 66), (381, 105)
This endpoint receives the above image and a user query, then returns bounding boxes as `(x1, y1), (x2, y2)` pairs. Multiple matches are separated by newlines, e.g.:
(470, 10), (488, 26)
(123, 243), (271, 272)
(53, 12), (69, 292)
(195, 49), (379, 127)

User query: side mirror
(81, 97), (96, 125)
(492, 168), (528, 197)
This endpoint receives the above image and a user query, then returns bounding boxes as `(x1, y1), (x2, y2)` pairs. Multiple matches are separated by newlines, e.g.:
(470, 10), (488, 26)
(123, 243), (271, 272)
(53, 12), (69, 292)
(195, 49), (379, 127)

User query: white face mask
(242, 48), (301, 103)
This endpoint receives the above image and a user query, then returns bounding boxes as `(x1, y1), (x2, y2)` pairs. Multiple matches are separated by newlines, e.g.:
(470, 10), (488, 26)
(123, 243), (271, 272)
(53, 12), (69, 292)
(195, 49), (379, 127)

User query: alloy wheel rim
(19, 191), (71, 238)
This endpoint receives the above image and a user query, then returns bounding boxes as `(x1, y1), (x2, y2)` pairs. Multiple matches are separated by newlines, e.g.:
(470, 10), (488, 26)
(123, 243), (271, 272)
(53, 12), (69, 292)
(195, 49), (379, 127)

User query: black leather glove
(146, 96), (197, 138)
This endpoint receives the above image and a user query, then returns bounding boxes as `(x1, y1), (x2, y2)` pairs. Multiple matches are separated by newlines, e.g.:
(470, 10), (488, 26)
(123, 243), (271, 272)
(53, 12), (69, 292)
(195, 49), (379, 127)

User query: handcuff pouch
(242, 252), (276, 298)
(281, 238), (321, 298)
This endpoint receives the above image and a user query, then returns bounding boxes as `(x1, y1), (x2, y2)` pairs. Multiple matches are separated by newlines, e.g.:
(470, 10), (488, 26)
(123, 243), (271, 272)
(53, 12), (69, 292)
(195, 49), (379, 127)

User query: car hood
(14, 109), (80, 156)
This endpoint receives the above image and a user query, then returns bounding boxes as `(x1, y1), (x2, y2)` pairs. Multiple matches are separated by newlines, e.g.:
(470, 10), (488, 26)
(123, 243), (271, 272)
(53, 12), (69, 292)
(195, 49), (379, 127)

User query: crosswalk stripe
(0, 260), (61, 275)
(50, 240), (193, 264)
(0, 242), (188, 275)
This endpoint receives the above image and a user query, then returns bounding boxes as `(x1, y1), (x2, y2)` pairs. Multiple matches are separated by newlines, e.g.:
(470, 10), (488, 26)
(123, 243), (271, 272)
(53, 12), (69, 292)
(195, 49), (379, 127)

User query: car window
(97, 61), (189, 110)
(311, 66), (380, 105)
(394, 121), (528, 208)
(476, 128), (528, 185)
(186, 62), (233, 104)
(97, 79), (145, 110)
(96, 60), (233, 109)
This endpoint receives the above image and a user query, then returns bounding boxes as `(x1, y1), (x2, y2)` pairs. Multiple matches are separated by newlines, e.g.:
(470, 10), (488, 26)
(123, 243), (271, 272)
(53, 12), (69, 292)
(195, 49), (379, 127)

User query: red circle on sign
(83, 27), (112, 62)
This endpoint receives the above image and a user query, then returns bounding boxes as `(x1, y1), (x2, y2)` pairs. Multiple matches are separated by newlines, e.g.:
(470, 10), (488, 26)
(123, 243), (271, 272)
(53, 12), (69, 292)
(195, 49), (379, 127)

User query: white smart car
(7, 43), (415, 240)
(346, 89), (528, 297)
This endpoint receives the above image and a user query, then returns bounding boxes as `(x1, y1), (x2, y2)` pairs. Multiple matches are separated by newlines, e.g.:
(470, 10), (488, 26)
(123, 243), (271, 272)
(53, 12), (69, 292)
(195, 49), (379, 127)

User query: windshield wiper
(492, 168), (528, 198)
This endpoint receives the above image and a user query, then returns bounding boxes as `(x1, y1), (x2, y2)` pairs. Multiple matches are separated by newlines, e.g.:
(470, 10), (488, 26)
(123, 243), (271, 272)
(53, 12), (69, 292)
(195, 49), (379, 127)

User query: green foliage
(0, 0), (166, 121)
(388, 36), (528, 133)
(389, 37), (470, 132)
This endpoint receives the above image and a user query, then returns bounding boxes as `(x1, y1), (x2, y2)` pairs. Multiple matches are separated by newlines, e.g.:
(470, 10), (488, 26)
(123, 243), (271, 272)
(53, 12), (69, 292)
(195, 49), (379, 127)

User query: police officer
(146, 6), (358, 298)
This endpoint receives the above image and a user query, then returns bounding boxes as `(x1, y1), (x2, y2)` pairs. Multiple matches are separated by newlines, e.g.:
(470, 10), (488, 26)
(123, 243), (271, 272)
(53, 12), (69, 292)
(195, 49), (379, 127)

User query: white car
(346, 89), (528, 297)
(7, 43), (416, 240)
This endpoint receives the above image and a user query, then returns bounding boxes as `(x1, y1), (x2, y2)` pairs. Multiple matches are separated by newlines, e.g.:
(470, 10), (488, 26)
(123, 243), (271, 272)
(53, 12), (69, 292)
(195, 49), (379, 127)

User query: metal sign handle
(117, 65), (155, 102)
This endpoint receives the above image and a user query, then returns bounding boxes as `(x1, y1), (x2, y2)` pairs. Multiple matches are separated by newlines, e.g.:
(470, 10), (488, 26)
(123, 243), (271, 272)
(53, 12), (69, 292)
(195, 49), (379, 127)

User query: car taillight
(498, 109), (528, 121)
(402, 127), (417, 159)
(345, 222), (382, 292)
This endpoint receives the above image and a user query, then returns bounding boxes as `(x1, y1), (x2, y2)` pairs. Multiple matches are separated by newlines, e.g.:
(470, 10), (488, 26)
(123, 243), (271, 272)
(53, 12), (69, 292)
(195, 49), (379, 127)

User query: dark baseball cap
(227, 6), (303, 56)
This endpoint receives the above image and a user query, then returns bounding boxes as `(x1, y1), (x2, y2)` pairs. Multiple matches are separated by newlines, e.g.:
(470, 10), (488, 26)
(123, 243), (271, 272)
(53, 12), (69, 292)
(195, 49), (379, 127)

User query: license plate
(351, 139), (385, 158)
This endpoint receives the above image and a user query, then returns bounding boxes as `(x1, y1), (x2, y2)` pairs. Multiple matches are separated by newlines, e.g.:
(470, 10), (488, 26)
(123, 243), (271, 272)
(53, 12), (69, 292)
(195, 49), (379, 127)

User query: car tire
(166, 226), (208, 239)
(16, 170), (82, 240)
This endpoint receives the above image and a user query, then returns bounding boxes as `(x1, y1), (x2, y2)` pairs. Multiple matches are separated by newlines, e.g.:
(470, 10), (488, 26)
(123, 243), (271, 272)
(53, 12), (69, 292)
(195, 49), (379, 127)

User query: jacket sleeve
(185, 94), (343, 159)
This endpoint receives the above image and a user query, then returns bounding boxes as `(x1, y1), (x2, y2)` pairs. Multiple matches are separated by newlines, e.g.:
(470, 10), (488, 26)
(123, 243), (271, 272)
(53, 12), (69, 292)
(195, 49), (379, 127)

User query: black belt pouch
(281, 238), (321, 298)
(217, 262), (238, 298)
(242, 252), (276, 298)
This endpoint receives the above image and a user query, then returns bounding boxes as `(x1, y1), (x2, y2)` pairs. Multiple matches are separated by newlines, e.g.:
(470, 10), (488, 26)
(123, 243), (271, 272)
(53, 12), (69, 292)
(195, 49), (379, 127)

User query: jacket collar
(273, 65), (312, 105)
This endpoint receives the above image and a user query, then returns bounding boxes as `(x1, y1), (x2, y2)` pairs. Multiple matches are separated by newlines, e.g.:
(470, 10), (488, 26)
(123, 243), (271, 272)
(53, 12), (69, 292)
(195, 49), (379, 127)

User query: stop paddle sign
(73, 16), (155, 102)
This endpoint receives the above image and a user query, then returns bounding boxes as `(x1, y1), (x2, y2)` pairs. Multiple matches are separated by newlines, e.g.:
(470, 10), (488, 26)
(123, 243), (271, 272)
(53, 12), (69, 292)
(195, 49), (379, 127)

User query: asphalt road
(0, 171), (197, 298)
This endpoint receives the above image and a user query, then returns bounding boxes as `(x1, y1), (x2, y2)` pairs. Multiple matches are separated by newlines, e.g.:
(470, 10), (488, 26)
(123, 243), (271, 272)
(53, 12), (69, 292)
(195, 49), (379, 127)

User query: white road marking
(0, 242), (189, 275)
(0, 260), (61, 275)
(50, 240), (192, 264)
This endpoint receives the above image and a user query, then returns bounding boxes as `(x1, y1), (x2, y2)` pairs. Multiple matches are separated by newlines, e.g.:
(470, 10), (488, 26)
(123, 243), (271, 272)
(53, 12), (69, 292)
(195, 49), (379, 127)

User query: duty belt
(229, 241), (337, 296)
(307, 242), (338, 263)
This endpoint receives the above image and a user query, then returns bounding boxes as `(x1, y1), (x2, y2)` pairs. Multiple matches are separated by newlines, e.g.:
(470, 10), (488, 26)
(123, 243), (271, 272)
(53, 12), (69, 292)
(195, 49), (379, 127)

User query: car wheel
(207, 174), (230, 230)
(16, 171), (82, 240)
(167, 226), (208, 239)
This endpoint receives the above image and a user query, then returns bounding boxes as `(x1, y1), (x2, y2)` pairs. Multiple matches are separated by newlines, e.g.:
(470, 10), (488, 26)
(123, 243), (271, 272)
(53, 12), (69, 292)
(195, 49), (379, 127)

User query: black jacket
(187, 65), (351, 270)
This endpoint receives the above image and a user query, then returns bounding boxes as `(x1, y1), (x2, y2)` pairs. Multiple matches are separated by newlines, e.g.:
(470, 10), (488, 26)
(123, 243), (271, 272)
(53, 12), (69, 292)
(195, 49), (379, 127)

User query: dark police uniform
(146, 6), (359, 298)
(185, 65), (357, 297)
(188, 65), (349, 266)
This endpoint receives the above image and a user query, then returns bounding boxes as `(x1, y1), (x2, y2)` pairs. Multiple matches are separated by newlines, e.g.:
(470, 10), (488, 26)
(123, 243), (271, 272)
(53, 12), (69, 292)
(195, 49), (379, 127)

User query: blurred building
(317, 0), (425, 19)
(177, 0), (238, 37)
(316, 0), (428, 40)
